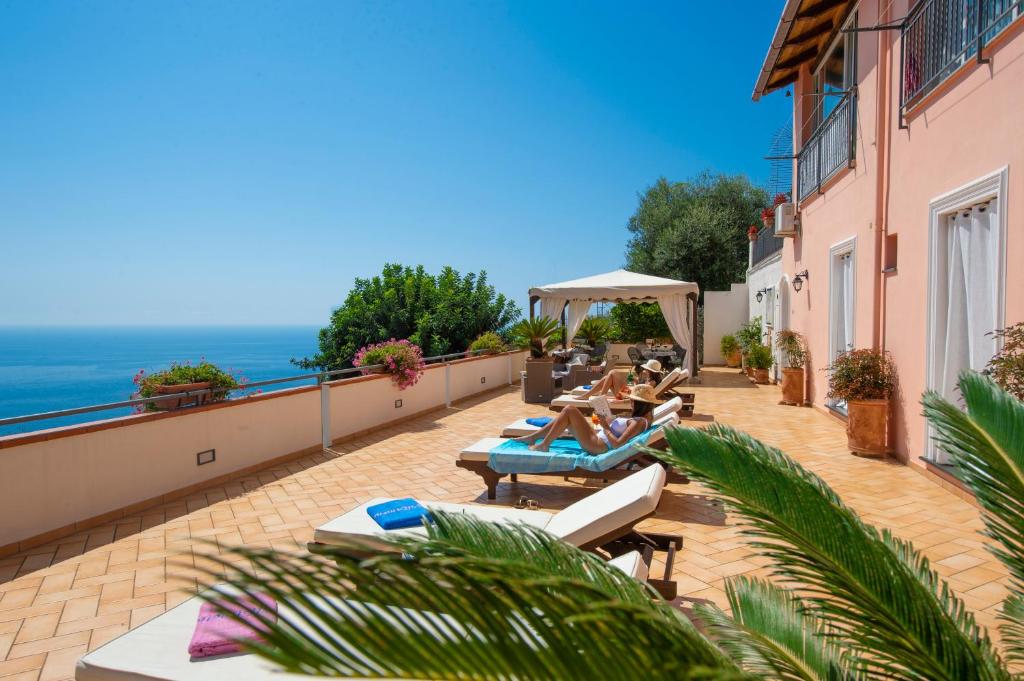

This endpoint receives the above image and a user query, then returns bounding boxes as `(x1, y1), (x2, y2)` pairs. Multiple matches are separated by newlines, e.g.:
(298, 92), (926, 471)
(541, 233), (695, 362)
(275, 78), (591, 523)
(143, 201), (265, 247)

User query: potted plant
(747, 225), (759, 242)
(354, 339), (426, 389)
(720, 335), (741, 368)
(576, 317), (611, 349)
(747, 343), (773, 384)
(775, 329), (807, 405)
(985, 321), (1024, 400)
(827, 349), (896, 457)
(511, 317), (562, 361)
(134, 361), (240, 411)
(736, 317), (763, 376)
(467, 331), (506, 357)
(760, 193), (788, 229)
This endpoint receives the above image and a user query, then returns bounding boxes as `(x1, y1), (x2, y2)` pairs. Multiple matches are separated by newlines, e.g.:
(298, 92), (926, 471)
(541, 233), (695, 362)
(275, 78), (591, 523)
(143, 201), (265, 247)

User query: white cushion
(653, 368), (682, 396)
(543, 464), (666, 547)
(606, 550), (649, 582)
(550, 395), (629, 411)
(459, 436), (508, 462)
(76, 594), (319, 681)
(652, 397), (682, 420)
(313, 497), (552, 548)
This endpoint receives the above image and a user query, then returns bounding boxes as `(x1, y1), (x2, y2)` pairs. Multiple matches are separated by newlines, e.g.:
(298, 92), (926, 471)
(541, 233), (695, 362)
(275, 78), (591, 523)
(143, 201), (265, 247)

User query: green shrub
(986, 322), (1024, 400)
(827, 349), (895, 401)
(468, 331), (506, 355)
(736, 317), (763, 353)
(510, 317), (562, 359)
(576, 317), (612, 346)
(134, 361), (240, 410)
(720, 334), (739, 358)
(608, 303), (670, 343)
(747, 343), (773, 370)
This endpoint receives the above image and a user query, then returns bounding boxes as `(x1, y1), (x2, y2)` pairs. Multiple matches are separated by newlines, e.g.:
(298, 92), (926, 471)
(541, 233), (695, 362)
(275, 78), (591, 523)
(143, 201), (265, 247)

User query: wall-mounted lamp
(755, 287), (769, 303)
(792, 270), (809, 293)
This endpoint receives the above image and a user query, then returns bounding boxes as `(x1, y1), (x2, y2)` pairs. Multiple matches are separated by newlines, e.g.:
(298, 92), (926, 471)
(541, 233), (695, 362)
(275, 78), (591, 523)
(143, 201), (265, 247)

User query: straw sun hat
(629, 383), (663, 404)
(640, 359), (662, 373)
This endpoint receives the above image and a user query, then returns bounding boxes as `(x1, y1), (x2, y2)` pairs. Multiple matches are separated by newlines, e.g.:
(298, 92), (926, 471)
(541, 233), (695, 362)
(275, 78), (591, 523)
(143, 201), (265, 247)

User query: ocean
(0, 326), (321, 437)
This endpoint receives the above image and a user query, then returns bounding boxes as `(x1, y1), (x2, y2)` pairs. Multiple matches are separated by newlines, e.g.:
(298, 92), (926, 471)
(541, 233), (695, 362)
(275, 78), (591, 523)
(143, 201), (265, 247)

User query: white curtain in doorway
(657, 293), (693, 371)
(566, 300), (592, 340)
(939, 202), (997, 397)
(833, 253), (854, 358)
(934, 201), (997, 463)
(538, 298), (567, 325)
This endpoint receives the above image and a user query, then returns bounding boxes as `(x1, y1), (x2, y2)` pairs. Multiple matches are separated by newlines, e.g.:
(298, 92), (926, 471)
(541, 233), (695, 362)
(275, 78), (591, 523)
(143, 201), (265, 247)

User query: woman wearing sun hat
(518, 383), (663, 454)
(577, 358), (664, 398)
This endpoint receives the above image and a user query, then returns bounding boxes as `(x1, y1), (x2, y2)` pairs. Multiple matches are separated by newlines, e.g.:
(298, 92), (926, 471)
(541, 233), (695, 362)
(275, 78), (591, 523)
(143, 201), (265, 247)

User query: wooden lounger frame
(455, 446), (688, 501)
(308, 508), (683, 600)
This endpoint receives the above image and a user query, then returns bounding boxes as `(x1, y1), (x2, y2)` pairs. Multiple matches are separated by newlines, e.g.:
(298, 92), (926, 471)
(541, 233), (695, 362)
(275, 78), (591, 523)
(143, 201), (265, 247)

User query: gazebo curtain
(538, 297), (566, 325)
(657, 294), (692, 367)
(566, 300), (591, 340)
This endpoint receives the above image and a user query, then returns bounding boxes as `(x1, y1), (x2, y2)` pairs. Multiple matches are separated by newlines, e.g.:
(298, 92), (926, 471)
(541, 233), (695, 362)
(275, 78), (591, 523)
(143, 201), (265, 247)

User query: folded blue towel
(525, 417), (553, 428)
(581, 384), (592, 390)
(366, 498), (432, 530)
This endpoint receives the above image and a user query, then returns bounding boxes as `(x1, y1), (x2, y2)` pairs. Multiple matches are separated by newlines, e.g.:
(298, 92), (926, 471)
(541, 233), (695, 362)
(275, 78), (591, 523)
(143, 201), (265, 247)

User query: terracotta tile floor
(0, 367), (1008, 679)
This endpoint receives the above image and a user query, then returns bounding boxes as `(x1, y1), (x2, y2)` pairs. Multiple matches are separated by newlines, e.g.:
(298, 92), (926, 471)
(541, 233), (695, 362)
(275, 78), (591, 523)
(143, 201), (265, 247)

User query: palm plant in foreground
(199, 372), (1022, 679)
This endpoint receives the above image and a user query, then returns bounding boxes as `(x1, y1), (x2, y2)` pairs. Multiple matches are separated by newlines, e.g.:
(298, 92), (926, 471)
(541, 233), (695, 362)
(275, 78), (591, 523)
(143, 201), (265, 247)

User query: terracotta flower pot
(150, 381), (211, 411)
(753, 368), (770, 384)
(780, 367), (805, 405)
(745, 366), (754, 378)
(726, 350), (741, 368)
(846, 399), (890, 456)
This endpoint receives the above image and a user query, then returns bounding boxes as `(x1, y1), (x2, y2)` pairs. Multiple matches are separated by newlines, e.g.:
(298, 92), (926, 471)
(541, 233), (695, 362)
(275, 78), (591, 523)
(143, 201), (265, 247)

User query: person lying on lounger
(516, 383), (662, 453)
(583, 359), (663, 398)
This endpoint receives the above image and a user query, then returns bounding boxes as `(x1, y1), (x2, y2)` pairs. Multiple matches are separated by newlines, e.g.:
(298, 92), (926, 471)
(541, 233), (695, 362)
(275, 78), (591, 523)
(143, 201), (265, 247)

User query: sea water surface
(0, 326), (320, 436)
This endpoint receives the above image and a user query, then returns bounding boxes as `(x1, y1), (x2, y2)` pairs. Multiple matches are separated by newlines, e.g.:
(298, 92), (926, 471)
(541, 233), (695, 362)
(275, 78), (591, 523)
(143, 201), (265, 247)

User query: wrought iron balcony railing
(751, 226), (783, 268)
(797, 92), (856, 202)
(901, 0), (1023, 113)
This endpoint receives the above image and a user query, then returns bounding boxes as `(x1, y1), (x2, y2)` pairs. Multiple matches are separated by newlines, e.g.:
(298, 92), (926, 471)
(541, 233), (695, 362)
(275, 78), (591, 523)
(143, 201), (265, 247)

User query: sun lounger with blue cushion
(458, 413), (688, 500)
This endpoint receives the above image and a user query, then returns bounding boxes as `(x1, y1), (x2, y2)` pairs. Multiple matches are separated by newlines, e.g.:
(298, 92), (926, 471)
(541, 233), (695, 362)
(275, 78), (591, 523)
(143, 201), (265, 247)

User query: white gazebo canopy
(529, 269), (700, 375)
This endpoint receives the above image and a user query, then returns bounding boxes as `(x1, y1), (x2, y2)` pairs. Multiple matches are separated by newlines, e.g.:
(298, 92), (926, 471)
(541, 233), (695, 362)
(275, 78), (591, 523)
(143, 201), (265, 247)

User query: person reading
(515, 383), (662, 454)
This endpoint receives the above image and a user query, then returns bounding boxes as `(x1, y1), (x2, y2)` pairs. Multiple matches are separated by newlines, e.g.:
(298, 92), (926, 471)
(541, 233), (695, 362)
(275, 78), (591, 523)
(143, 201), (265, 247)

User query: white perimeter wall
(703, 283), (748, 365)
(0, 352), (526, 549)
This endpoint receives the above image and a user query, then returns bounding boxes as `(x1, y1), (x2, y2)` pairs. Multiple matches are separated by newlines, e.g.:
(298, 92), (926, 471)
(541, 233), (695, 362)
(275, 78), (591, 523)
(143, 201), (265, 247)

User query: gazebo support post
(528, 295), (539, 321)
(687, 292), (699, 379)
(560, 306), (567, 349)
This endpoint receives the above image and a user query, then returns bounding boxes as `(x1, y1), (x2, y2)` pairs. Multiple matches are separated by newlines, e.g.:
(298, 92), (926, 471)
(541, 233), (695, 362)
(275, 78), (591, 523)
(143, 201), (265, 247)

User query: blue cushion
(366, 498), (432, 530)
(525, 417), (553, 427)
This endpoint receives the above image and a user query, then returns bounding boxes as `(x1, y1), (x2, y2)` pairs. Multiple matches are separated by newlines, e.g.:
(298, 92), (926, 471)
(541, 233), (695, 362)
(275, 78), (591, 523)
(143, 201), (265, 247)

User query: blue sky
(0, 1), (788, 326)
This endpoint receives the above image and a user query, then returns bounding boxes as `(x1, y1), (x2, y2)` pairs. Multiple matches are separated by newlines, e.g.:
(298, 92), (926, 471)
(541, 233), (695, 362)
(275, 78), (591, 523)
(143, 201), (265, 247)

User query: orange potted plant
(720, 335), (741, 368)
(134, 361), (240, 411)
(827, 349), (895, 457)
(775, 329), (807, 405)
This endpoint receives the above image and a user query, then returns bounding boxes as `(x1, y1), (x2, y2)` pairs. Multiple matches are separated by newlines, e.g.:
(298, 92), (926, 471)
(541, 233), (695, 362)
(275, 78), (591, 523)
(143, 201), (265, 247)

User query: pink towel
(188, 594), (277, 659)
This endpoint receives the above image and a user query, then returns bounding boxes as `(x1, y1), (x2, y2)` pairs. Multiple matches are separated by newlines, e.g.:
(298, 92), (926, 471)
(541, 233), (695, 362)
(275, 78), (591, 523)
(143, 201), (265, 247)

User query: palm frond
(922, 372), (1024, 591)
(654, 425), (1009, 681)
(189, 513), (746, 680)
(696, 577), (859, 681)
(998, 594), (1024, 666)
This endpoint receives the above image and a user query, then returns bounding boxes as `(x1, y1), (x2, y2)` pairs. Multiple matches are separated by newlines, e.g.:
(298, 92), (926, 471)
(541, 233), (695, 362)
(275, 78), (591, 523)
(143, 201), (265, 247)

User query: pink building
(754, 0), (1022, 476)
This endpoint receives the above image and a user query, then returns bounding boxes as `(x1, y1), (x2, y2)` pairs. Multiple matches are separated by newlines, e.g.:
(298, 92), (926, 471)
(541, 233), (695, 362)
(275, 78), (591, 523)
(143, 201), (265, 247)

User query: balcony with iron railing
(901, 0), (1023, 116)
(750, 226), (783, 268)
(797, 92), (857, 202)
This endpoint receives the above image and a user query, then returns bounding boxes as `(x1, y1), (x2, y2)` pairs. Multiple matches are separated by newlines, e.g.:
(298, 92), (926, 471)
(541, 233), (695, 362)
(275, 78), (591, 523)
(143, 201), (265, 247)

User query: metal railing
(901, 0), (1023, 113)
(750, 226), (783, 267)
(0, 349), (513, 450)
(797, 92), (857, 202)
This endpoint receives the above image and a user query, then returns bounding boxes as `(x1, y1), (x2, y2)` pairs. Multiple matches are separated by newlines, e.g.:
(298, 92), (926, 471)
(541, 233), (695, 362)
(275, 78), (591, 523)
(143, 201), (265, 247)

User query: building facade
(754, 0), (1023, 470)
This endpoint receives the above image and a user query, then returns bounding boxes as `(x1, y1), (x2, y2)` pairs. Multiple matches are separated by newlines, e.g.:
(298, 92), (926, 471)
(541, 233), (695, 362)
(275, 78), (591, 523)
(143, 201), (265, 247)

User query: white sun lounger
(75, 547), (649, 681)
(568, 367), (685, 398)
(501, 397), (683, 438)
(310, 464), (679, 596)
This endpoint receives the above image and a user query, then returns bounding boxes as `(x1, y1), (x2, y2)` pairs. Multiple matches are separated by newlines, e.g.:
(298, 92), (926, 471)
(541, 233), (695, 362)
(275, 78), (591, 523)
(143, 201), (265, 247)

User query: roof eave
(752, 0), (803, 101)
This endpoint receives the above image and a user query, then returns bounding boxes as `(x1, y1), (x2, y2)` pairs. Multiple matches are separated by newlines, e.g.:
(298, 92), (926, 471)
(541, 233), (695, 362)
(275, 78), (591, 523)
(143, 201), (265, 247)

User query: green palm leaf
(922, 373), (1024, 589)
(190, 512), (746, 680)
(922, 372), (1024, 664)
(654, 425), (1008, 680)
(697, 577), (859, 681)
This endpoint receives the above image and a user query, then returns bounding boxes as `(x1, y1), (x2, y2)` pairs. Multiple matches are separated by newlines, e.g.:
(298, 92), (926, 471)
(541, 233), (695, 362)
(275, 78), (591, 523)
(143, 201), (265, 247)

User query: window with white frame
(927, 169), (1007, 463)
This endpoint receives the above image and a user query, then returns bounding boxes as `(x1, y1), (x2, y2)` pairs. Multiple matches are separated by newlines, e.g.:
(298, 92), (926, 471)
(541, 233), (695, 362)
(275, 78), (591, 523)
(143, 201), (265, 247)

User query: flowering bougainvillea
(353, 339), (425, 390)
